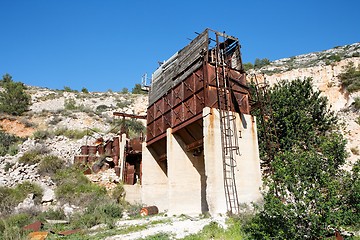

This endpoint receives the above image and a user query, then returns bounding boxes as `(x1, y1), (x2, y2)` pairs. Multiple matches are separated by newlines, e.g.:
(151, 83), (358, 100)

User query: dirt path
(104, 215), (226, 240)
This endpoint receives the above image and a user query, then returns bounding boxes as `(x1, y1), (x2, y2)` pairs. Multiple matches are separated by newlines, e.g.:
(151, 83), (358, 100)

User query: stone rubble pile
(0, 157), (40, 187)
(86, 168), (121, 191)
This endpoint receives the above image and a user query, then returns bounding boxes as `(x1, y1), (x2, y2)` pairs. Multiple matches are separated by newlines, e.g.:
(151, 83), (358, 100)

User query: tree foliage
(246, 78), (359, 239)
(338, 61), (360, 93)
(0, 74), (31, 115)
(131, 83), (147, 94)
(254, 58), (271, 69)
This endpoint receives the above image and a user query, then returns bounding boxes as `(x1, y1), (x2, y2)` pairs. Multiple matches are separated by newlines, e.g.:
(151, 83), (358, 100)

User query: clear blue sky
(0, 0), (359, 92)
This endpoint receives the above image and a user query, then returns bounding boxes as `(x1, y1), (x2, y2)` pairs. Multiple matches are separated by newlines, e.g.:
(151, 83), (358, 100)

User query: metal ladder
(214, 33), (240, 215)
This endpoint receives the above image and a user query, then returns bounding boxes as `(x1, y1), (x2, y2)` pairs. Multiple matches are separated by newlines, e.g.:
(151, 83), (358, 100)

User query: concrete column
(203, 107), (227, 215)
(234, 114), (263, 205)
(203, 107), (262, 215)
(167, 128), (203, 215)
(141, 142), (169, 212)
(119, 133), (127, 180)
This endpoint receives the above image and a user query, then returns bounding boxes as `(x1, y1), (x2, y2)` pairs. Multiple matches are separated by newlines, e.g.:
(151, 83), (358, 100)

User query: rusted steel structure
(147, 28), (250, 156)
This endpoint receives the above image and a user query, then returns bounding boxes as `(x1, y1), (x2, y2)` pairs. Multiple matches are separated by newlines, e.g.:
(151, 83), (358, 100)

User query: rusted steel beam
(113, 112), (147, 119)
(185, 139), (204, 151)
(158, 153), (167, 162)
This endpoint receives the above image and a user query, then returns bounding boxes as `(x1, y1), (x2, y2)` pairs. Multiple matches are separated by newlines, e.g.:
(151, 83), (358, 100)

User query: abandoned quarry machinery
(145, 28), (256, 215)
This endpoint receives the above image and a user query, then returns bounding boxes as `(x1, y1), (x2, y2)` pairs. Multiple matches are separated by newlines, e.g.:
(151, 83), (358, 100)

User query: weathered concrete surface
(203, 107), (262, 214)
(142, 108), (262, 215)
(167, 128), (205, 215)
(234, 113), (263, 205)
(123, 184), (142, 204)
(141, 142), (169, 212)
(203, 107), (227, 215)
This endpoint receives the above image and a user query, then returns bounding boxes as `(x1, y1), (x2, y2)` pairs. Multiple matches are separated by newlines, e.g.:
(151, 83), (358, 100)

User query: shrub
(254, 58), (271, 69)
(38, 155), (65, 176)
(111, 183), (125, 204)
(242, 62), (254, 72)
(0, 181), (43, 215)
(81, 87), (89, 93)
(18, 149), (44, 165)
(0, 213), (32, 240)
(70, 202), (123, 228)
(117, 99), (133, 109)
(328, 54), (341, 62)
(351, 147), (360, 155)
(63, 86), (77, 93)
(32, 129), (52, 140)
(0, 74), (31, 116)
(0, 131), (22, 156)
(121, 88), (129, 94)
(37, 208), (66, 221)
(132, 84), (147, 94)
(96, 104), (109, 113)
(246, 78), (356, 239)
(354, 97), (360, 110)
(54, 127), (89, 139)
(338, 62), (360, 93)
(53, 167), (107, 206)
(64, 98), (77, 110)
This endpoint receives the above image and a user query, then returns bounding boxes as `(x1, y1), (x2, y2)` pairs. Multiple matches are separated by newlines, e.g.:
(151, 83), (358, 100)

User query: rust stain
(23, 221), (43, 232)
(27, 231), (48, 240)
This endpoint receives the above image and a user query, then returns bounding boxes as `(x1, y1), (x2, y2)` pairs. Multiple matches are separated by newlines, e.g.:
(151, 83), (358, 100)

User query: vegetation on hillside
(0, 74), (31, 115)
(245, 78), (359, 239)
(0, 131), (23, 156)
(338, 61), (360, 93)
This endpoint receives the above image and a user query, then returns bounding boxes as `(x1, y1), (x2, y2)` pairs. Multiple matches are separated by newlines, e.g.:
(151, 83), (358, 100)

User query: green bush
(70, 202), (123, 228)
(96, 104), (109, 113)
(354, 97), (360, 110)
(81, 87), (89, 93)
(242, 62), (254, 72)
(0, 74), (31, 116)
(53, 167), (107, 206)
(132, 84), (147, 94)
(37, 155), (65, 176)
(116, 99), (133, 109)
(54, 127), (89, 139)
(0, 131), (22, 156)
(32, 129), (52, 140)
(247, 78), (358, 239)
(0, 181), (43, 215)
(37, 208), (66, 221)
(111, 183), (125, 204)
(18, 149), (44, 165)
(64, 98), (77, 110)
(338, 62), (360, 93)
(63, 86), (78, 93)
(0, 213), (32, 240)
(254, 58), (270, 69)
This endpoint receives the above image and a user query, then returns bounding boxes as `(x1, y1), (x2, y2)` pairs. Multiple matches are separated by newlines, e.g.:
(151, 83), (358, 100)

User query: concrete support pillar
(119, 133), (127, 180)
(141, 142), (169, 212)
(234, 114), (263, 205)
(203, 107), (262, 215)
(167, 128), (203, 215)
(203, 107), (227, 215)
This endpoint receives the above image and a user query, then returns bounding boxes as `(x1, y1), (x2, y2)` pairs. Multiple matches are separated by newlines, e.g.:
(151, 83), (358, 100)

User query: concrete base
(141, 142), (169, 212)
(123, 184), (142, 204)
(141, 107), (262, 215)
